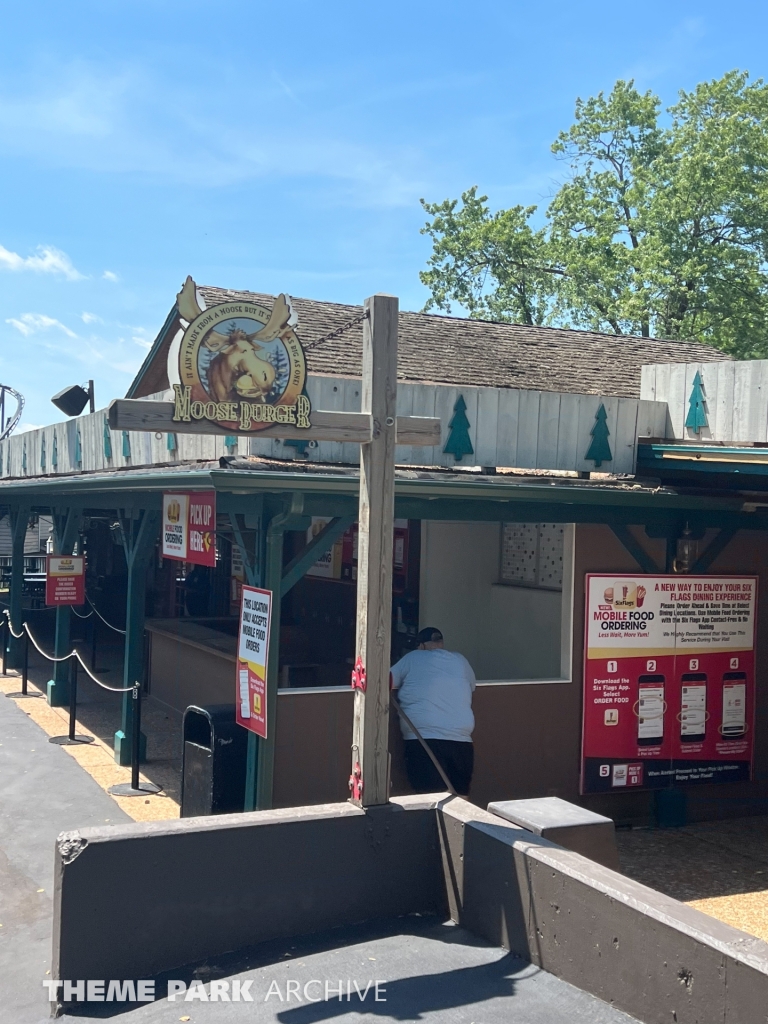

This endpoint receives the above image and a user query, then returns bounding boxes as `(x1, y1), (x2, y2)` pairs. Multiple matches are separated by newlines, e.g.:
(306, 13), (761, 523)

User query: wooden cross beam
(108, 401), (440, 447)
(109, 292), (432, 809)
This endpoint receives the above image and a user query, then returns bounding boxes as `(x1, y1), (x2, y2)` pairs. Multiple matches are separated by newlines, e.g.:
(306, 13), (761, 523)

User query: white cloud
(80, 311), (102, 324)
(17, 423), (43, 433)
(6, 313), (77, 338)
(0, 64), (428, 207)
(133, 336), (152, 349)
(102, 270), (118, 282)
(0, 243), (83, 280)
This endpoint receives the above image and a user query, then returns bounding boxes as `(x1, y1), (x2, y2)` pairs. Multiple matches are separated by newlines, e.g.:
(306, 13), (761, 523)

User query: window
(500, 523), (565, 591)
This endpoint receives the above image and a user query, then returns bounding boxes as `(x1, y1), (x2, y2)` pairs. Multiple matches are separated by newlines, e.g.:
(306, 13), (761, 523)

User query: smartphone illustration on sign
(721, 672), (747, 737)
(239, 668), (251, 719)
(680, 673), (707, 743)
(637, 674), (665, 746)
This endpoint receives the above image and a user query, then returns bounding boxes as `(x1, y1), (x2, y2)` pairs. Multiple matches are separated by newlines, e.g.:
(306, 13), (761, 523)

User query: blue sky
(1, 0), (766, 428)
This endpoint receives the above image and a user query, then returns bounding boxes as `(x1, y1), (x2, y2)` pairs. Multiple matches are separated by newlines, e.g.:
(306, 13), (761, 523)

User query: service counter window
(419, 521), (574, 684)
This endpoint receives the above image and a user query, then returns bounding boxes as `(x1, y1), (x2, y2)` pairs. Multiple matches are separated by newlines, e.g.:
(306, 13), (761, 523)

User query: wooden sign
(172, 279), (310, 436)
(46, 555), (85, 606)
(108, 399), (440, 446)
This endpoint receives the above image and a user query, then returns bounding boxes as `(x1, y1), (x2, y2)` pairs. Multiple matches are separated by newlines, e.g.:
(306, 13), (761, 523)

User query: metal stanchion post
(68, 657), (77, 741)
(90, 616), (97, 672)
(109, 682), (161, 797)
(22, 630), (28, 695)
(49, 655), (94, 745)
(131, 683), (141, 790)
(8, 626), (42, 699)
(1, 617), (7, 676)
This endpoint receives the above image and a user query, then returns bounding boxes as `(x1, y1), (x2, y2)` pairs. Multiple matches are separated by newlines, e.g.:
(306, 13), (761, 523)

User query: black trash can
(181, 704), (248, 817)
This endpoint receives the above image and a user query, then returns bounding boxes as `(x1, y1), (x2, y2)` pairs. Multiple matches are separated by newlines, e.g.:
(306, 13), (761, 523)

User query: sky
(1, 0), (767, 429)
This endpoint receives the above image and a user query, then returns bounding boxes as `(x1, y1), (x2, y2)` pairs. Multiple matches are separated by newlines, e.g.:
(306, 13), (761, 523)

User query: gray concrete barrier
(439, 797), (768, 1024)
(487, 796), (620, 870)
(53, 793), (768, 1022)
(52, 795), (445, 986)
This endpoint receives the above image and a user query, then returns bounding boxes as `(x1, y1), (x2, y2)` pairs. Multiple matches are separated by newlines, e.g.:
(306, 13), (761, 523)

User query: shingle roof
(198, 286), (727, 399)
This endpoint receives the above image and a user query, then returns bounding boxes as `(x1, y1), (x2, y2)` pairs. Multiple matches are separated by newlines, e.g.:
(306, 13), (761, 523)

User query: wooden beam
(690, 527), (738, 573)
(610, 525), (659, 574)
(280, 514), (356, 598)
(108, 399), (439, 446)
(394, 416), (441, 446)
(351, 294), (398, 807)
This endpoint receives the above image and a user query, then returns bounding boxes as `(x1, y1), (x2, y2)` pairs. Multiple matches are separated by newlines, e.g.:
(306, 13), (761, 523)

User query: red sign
(188, 492), (216, 567)
(46, 555), (85, 606)
(581, 574), (757, 794)
(236, 586), (272, 738)
(162, 491), (216, 567)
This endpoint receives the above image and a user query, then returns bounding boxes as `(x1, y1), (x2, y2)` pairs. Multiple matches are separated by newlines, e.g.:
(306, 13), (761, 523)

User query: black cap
(417, 627), (443, 645)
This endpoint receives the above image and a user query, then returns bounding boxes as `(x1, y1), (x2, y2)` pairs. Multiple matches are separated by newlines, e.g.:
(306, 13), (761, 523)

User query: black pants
(404, 739), (474, 796)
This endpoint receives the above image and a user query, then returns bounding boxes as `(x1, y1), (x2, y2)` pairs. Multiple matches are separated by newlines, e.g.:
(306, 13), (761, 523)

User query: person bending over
(390, 627), (476, 796)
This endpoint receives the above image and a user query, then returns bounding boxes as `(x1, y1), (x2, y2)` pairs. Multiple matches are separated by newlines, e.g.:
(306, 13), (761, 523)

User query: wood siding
(1, 377), (668, 480)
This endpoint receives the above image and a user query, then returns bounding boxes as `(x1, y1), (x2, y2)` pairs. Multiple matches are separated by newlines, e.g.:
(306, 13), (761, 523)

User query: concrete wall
(439, 797), (768, 1024)
(53, 796), (445, 987)
(54, 795), (768, 1021)
(419, 521), (565, 680)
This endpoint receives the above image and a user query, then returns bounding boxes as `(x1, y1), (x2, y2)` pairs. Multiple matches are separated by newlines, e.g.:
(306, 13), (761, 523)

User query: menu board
(581, 575), (757, 794)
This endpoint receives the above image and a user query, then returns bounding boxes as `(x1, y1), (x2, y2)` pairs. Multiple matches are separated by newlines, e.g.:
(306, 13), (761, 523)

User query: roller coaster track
(0, 385), (24, 441)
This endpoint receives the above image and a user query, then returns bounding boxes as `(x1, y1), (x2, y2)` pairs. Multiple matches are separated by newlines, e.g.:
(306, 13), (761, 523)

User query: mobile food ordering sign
(46, 555), (85, 606)
(236, 586), (272, 738)
(581, 574), (757, 794)
(161, 491), (216, 567)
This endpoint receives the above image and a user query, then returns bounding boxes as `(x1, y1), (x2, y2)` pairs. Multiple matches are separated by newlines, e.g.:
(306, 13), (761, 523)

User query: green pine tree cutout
(443, 394), (474, 462)
(684, 371), (708, 433)
(103, 417), (112, 459)
(585, 403), (612, 468)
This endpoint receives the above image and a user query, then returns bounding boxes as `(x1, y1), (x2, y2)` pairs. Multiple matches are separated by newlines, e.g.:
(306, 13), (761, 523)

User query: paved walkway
(0, 691), (132, 1023)
(0, 688), (639, 1024)
(1, 609), (181, 821)
(57, 917), (640, 1023)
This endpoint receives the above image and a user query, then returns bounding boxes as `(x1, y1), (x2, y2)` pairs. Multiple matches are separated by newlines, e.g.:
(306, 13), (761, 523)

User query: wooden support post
(7, 505), (30, 671)
(351, 294), (398, 807)
(114, 509), (160, 766)
(47, 508), (82, 706)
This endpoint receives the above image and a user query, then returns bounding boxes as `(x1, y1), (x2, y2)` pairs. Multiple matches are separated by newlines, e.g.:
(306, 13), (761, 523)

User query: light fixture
(673, 522), (699, 574)
(51, 380), (95, 417)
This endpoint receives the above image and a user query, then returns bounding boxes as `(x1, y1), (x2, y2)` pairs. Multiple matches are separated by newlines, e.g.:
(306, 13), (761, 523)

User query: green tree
(420, 72), (768, 357)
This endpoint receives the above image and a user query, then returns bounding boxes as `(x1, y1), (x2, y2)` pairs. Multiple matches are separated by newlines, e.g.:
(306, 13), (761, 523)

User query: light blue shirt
(391, 648), (476, 742)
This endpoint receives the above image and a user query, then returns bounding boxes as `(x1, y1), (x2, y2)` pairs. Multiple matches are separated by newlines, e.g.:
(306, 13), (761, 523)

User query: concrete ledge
(53, 795), (446, 989)
(487, 796), (620, 870)
(439, 797), (768, 1024)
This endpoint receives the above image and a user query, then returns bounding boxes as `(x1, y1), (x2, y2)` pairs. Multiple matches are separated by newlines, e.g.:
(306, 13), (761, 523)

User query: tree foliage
(420, 71), (768, 357)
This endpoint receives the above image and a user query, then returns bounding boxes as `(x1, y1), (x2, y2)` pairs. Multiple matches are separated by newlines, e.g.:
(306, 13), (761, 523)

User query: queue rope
(70, 605), (94, 620)
(85, 593), (126, 635)
(2, 610), (133, 693)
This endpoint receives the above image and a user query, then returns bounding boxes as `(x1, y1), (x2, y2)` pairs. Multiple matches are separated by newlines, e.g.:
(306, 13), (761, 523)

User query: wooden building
(2, 285), (767, 825)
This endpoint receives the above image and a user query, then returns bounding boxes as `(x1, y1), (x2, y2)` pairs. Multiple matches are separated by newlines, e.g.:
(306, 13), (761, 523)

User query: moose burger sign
(172, 277), (310, 434)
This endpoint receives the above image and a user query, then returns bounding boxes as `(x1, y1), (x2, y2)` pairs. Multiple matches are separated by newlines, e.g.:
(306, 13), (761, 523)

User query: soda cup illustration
(636, 585), (646, 608)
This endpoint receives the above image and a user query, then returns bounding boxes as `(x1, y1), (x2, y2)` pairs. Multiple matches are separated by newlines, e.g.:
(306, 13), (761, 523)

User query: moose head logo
(172, 276), (310, 433)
